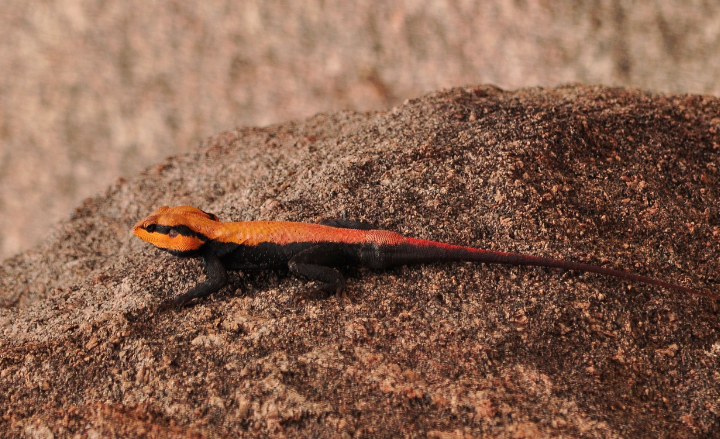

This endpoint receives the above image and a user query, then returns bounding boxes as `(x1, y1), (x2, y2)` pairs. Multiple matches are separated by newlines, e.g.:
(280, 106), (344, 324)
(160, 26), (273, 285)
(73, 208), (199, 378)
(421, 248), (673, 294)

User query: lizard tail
(383, 237), (720, 301)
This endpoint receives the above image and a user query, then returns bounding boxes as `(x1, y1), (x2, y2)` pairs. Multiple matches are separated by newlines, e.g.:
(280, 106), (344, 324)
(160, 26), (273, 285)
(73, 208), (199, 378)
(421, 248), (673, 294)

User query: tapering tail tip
(690, 289), (720, 301)
(399, 237), (720, 302)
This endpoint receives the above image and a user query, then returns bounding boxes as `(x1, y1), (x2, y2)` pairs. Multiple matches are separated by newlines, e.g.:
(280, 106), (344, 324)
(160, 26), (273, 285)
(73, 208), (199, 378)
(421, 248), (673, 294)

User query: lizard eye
(145, 224), (156, 233)
(168, 228), (179, 238)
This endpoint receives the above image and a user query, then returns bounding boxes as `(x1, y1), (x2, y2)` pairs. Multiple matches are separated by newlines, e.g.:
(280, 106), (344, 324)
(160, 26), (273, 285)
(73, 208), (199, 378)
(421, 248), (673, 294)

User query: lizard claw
(155, 293), (191, 313)
(154, 299), (178, 313)
(292, 282), (344, 303)
(293, 288), (331, 303)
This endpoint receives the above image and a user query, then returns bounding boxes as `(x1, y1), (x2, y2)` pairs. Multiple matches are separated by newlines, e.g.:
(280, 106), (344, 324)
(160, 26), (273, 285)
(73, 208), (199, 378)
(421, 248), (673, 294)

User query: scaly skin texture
(133, 205), (719, 308)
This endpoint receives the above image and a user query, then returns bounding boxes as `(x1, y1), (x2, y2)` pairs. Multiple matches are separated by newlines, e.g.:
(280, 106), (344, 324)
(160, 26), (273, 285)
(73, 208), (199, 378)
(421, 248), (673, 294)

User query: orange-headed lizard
(133, 205), (720, 308)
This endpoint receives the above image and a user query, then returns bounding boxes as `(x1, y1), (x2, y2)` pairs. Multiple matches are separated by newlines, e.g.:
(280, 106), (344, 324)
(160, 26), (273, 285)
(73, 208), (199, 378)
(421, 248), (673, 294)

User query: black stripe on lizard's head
(133, 205), (219, 256)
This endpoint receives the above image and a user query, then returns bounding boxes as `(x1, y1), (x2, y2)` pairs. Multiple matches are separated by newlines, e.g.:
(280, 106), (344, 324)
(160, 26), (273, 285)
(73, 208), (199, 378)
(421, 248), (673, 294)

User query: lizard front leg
(162, 253), (228, 309)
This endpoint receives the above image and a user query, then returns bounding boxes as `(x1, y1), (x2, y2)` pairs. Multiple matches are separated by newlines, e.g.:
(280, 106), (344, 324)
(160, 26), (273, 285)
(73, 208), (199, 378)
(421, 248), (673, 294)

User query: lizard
(133, 205), (720, 308)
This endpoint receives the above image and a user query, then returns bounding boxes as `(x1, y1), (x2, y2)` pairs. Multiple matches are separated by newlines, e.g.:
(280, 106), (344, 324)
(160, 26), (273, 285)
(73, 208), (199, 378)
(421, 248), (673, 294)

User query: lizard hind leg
(288, 244), (350, 298)
(317, 218), (375, 230)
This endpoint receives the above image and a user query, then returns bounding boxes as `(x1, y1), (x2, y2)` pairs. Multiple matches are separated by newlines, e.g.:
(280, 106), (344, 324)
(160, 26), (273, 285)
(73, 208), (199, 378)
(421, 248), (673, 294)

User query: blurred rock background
(1, 0), (719, 260)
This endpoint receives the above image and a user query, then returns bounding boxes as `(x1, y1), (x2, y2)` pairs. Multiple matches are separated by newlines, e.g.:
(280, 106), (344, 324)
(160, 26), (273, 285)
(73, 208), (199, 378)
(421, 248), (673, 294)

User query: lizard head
(133, 206), (220, 256)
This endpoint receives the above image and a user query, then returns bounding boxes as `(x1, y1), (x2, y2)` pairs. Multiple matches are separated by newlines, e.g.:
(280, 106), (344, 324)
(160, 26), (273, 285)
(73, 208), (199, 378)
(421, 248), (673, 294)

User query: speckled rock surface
(1, 85), (719, 437)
